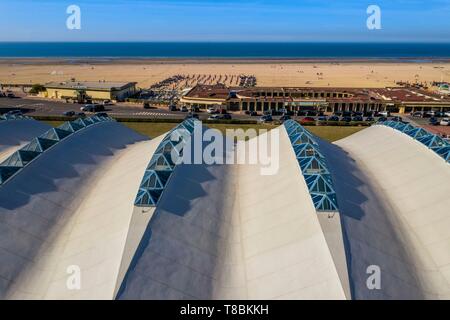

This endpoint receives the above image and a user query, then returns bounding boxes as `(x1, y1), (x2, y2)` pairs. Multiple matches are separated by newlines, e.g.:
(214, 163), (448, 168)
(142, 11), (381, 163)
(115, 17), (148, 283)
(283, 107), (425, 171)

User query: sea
(0, 42), (449, 59)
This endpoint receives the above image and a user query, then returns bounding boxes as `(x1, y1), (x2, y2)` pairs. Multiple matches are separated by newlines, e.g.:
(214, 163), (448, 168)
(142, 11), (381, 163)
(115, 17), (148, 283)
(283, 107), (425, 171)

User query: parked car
(297, 110), (307, 116)
(445, 111), (450, 117)
(340, 116), (352, 122)
(328, 116), (339, 121)
(306, 110), (318, 117)
(96, 112), (108, 117)
(63, 111), (75, 117)
(333, 111), (343, 117)
(302, 117), (316, 123)
(143, 102), (152, 109)
(286, 110), (295, 116)
(185, 112), (199, 120)
(279, 115), (291, 122)
(102, 99), (114, 106)
(181, 106), (188, 112)
(391, 116), (403, 122)
(317, 116), (328, 121)
(411, 111), (424, 118)
(365, 116), (375, 122)
(81, 104), (92, 112)
(250, 111), (259, 116)
(169, 105), (179, 112)
(207, 107), (219, 114)
(378, 116), (388, 122)
(342, 111), (352, 117)
(208, 114), (222, 121)
(379, 111), (390, 117)
(222, 114), (232, 120)
(6, 92), (15, 98)
(352, 115), (363, 122)
(77, 112), (86, 117)
(259, 115), (273, 123)
(429, 117), (439, 125)
(440, 118), (450, 126)
(81, 104), (104, 112)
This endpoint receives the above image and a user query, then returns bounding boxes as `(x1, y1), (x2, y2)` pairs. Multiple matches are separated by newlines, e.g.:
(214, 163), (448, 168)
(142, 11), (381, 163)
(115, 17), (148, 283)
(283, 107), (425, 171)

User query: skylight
(134, 118), (198, 207)
(284, 120), (339, 212)
(0, 115), (114, 185)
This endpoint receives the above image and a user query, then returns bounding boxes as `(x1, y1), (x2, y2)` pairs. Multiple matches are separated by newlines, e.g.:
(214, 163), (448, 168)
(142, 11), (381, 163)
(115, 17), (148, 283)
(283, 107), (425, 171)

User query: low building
(181, 84), (450, 114)
(40, 81), (137, 102)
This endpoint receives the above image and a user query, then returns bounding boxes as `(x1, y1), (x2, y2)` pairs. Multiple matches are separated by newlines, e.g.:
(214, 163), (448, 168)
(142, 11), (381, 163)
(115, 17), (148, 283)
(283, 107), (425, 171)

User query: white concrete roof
(1, 120), (449, 300)
(0, 119), (51, 163)
(329, 125), (450, 299)
(0, 120), (161, 299)
(117, 127), (350, 300)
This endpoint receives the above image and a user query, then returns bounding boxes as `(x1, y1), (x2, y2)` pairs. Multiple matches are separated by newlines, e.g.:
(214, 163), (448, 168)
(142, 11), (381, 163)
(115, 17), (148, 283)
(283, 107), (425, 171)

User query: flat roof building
(181, 84), (450, 114)
(40, 80), (138, 102)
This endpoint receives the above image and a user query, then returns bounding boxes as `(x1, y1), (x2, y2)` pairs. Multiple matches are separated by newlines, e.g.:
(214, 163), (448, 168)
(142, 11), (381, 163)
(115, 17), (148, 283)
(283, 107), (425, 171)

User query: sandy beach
(0, 59), (449, 88)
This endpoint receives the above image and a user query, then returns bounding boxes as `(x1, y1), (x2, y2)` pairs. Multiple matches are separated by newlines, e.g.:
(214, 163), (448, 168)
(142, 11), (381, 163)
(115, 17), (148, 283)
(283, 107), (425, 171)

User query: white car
(207, 107), (218, 114)
(207, 114), (222, 121)
(440, 118), (450, 126)
(445, 111), (450, 117)
(379, 111), (390, 117)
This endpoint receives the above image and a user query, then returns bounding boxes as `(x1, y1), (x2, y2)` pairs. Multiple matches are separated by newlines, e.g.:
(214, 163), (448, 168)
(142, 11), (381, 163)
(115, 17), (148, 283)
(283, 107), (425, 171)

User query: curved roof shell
(0, 118), (51, 164)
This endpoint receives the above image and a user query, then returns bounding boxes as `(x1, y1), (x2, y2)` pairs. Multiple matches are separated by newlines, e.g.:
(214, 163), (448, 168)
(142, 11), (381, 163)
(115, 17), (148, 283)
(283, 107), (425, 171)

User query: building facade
(181, 84), (450, 114)
(40, 81), (137, 102)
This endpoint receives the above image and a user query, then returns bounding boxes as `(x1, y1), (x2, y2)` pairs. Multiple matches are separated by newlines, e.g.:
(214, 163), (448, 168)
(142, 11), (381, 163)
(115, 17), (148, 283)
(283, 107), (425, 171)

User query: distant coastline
(1, 58), (450, 66)
(1, 42), (450, 60)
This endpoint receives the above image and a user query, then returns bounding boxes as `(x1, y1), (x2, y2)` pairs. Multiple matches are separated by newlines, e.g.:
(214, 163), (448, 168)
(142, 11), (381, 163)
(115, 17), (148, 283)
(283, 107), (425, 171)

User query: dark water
(0, 42), (449, 59)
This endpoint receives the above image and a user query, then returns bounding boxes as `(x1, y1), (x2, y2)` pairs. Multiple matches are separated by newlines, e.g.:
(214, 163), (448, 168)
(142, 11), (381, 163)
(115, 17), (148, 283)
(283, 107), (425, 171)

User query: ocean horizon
(0, 42), (450, 59)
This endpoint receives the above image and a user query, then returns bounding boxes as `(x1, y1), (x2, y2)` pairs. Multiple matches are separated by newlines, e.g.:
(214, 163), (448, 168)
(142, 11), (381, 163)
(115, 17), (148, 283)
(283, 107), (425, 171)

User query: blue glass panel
(284, 120), (339, 212)
(0, 115), (109, 185)
(134, 119), (199, 207)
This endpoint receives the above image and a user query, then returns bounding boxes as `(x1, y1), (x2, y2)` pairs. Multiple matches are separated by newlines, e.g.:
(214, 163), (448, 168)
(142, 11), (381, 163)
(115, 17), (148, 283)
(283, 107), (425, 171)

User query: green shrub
(29, 84), (46, 94)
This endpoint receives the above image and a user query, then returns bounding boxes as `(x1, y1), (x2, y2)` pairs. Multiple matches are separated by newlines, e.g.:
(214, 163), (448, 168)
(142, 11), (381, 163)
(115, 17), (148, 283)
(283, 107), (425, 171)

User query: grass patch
(41, 120), (64, 127)
(41, 120), (364, 142)
(308, 126), (365, 142)
(121, 122), (179, 138)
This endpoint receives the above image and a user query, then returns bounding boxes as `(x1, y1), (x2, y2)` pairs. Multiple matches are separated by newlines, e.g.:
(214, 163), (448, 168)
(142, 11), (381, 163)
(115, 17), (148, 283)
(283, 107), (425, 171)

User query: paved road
(0, 97), (261, 120)
(0, 97), (191, 119)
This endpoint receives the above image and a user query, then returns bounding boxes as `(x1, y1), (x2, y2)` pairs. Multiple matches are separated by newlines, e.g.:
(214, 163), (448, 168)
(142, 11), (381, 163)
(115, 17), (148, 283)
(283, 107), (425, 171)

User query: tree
(29, 84), (46, 94)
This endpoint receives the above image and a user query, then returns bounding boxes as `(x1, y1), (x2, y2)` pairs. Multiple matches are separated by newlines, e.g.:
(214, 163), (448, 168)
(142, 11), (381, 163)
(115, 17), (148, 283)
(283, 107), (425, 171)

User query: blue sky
(1, 0), (449, 42)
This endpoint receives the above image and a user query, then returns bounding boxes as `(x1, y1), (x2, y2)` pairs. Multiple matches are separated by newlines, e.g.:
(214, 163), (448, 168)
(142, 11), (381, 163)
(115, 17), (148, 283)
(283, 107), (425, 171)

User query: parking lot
(0, 96), (187, 119)
(404, 113), (450, 138)
(2, 96), (449, 136)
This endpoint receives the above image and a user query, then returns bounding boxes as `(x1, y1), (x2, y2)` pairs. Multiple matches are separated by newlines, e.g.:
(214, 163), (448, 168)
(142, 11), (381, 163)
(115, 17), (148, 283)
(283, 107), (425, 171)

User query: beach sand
(0, 59), (449, 88)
